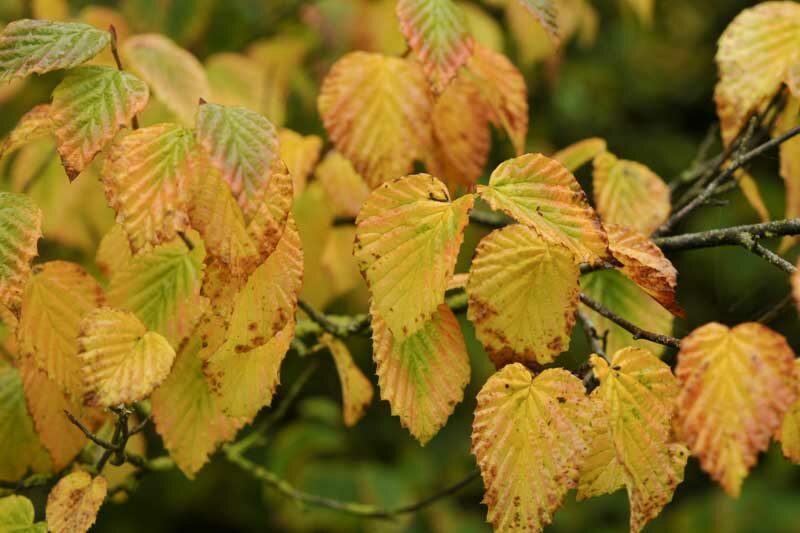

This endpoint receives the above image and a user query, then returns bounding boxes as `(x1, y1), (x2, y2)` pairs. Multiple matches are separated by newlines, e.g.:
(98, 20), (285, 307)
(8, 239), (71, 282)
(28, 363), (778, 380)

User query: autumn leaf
(0, 19), (110, 83)
(0, 192), (42, 316)
(372, 304), (469, 443)
(205, 53), (265, 112)
(50, 65), (149, 180)
(95, 224), (132, 280)
(776, 96), (800, 251)
(247, 35), (311, 127)
(278, 128), (322, 196)
(46, 471), (107, 533)
(102, 123), (197, 252)
(675, 322), (797, 497)
(396, 0), (474, 93)
(592, 152), (670, 236)
(478, 153), (611, 264)
(0, 104), (52, 160)
(553, 137), (607, 172)
(472, 364), (592, 531)
(314, 150), (371, 218)
(122, 34), (210, 125)
(0, 495), (47, 533)
(467, 224), (580, 367)
(318, 51), (433, 188)
(354, 174), (473, 339)
(777, 360), (800, 463)
(17, 261), (104, 397)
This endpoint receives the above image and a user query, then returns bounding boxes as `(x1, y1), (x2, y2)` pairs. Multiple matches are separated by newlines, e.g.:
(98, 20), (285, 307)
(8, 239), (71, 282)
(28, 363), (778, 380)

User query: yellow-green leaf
(675, 322), (798, 497)
(478, 153), (611, 264)
(45, 471), (106, 533)
(314, 150), (371, 218)
(515, 0), (559, 42)
(0, 104), (52, 160)
(50, 65), (149, 180)
(95, 224), (132, 280)
(205, 53), (264, 112)
(0, 495), (47, 533)
(467, 224), (579, 367)
(472, 364), (592, 531)
(78, 307), (176, 407)
(278, 128), (322, 196)
(0, 19), (110, 83)
(320, 333), (374, 427)
(553, 137), (607, 172)
(0, 192), (42, 315)
(318, 51), (433, 188)
(354, 174), (473, 339)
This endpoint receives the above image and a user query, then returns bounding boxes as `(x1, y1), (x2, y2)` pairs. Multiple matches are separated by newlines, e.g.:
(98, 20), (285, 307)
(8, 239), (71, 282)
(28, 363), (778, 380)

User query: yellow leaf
(714, 2), (800, 146)
(45, 471), (106, 533)
(576, 392), (626, 501)
(278, 128), (322, 196)
(319, 333), (374, 427)
(95, 224), (132, 280)
(315, 150), (371, 218)
(354, 174), (473, 339)
(122, 34), (210, 126)
(102, 123), (197, 252)
(0, 192), (42, 315)
(776, 96), (800, 251)
(607, 224), (684, 317)
(586, 349), (688, 533)
(552, 137), (607, 172)
(460, 1), (505, 53)
(478, 153), (611, 264)
(78, 307), (176, 407)
(622, 0), (653, 25)
(150, 331), (245, 479)
(293, 183), (336, 308)
(247, 35), (311, 127)
(472, 364), (592, 531)
(0, 104), (52, 160)
(777, 360), (800, 463)
(205, 53), (265, 112)
(793, 260), (800, 312)
(675, 322), (798, 497)
(592, 152), (670, 236)
(467, 224), (579, 367)
(372, 304), (468, 443)
(243, 160), (294, 256)
(0, 494), (47, 533)
(17, 261), (104, 397)
(318, 51), (433, 188)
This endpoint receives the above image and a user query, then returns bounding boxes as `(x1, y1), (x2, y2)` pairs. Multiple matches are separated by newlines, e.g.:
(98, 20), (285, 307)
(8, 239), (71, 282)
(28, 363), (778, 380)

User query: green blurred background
(2, 0), (800, 531)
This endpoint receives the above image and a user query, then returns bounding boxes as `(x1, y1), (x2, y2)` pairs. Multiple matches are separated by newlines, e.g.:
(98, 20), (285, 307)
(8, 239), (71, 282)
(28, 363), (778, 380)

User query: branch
(653, 219), (800, 251)
(579, 293), (682, 349)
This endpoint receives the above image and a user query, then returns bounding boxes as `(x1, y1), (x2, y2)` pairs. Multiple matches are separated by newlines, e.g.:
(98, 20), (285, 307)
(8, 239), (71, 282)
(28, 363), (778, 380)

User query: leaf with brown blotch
(46, 471), (106, 533)
(465, 43), (528, 155)
(0, 192), (42, 316)
(372, 304), (469, 444)
(592, 152), (670, 236)
(315, 150), (371, 218)
(78, 307), (176, 407)
(467, 224), (579, 367)
(318, 51), (433, 188)
(607, 224), (684, 317)
(244, 160), (294, 254)
(478, 153), (611, 264)
(776, 359), (800, 463)
(354, 174), (473, 339)
(675, 322), (797, 497)
(278, 128), (322, 196)
(50, 65), (149, 180)
(0, 104), (52, 160)
(472, 364), (593, 532)
(102, 123), (197, 252)
(396, 0), (474, 93)
(319, 333), (374, 427)
(585, 349), (688, 533)
(17, 261), (104, 397)
(552, 137), (607, 172)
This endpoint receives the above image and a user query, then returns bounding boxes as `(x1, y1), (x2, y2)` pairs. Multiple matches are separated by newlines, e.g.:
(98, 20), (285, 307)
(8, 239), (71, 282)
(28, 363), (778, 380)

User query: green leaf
(0, 19), (110, 83)
(0, 495), (47, 533)
(0, 192), (42, 315)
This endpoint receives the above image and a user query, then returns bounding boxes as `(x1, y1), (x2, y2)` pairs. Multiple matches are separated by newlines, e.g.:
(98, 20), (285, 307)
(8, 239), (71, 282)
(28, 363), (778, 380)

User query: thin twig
(755, 293), (795, 324)
(653, 219), (800, 251)
(64, 410), (118, 450)
(579, 293), (682, 349)
(108, 25), (139, 130)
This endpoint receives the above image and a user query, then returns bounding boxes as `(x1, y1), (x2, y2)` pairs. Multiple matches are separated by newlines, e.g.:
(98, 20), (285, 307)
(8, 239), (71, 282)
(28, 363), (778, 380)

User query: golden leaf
(278, 128), (322, 196)
(314, 150), (371, 218)
(45, 471), (106, 533)
(0, 192), (42, 315)
(0, 104), (52, 160)
(777, 359), (800, 463)
(552, 137), (607, 172)
(320, 333), (374, 427)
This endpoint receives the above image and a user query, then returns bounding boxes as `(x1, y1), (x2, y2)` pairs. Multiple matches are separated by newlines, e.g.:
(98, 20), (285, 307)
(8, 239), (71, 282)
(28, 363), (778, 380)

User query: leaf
(102, 123), (197, 252)
(354, 174), (473, 339)
(247, 35), (311, 127)
(585, 349), (688, 533)
(278, 128), (323, 196)
(714, 2), (800, 146)
(794, 260), (800, 313)
(576, 393), (627, 501)
(205, 52), (264, 112)
(0, 19), (110, 83)
(0, 192), (42, 315)
(77, 307), (176, 407)
(19, 355), (104, 470)
(315, 150), (371, 218)
(552, 137), (607, 172)
(195, 101), (280, 212)
(202, 218), (303, 420)
(777, 360), (800, 463)
(0, 104), (52, 160)
(477, 153), (611, 264)
(45, 471), (106, 533)
(372, 303), (469, 444)
(472, 364), (592, 531)
(107, 236), (206, 348)
(581, 269), (674, 357)
(0, 495), (47, 533)
(242, 160), (294, 256)
(675, 322), (798, 497)
(320, 333), (374, 427)
(467, 224), (579, 367)
(318, 51), (433, 188)
(50, 65), (149, 180)
(466, 43), (528, 155)
(514, 0), (559, 42)
(623, 0), (654, 25)
(95, 224), (132, 280)
(776, 96), (800, 251)
(592, 152), (670, 236)
(396, 0), (474, 93)
(122, 34), (210, 125)
(606, 224), (684, 317)
(17, 261), (104, 397)
(151, 331), (245, 479)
